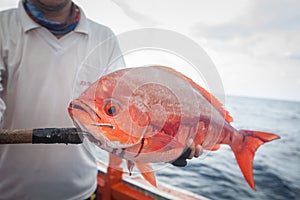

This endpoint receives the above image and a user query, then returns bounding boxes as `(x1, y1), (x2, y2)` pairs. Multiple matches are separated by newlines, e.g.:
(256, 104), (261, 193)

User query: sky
(1, 0), (300, 101)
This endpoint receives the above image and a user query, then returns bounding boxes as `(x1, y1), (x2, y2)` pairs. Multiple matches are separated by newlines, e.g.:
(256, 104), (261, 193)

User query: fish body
(68, 66), (280, 189)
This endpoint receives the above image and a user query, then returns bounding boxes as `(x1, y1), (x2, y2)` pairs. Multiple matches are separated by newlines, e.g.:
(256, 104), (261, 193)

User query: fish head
(68, 67), (188, 162)
(68, 68), (153, 150)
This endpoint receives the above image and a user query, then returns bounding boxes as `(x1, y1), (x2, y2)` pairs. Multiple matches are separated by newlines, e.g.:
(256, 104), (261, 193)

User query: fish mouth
(71, 104), (87, 112)
(70, 99), (102, 121)
(70, 99), (145, 150)
(91, 123), (114, 129)
(70, 100), (115, 129)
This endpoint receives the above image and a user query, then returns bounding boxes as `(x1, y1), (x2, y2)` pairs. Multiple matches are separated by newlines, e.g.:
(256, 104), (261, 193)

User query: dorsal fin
(153, 66), (233, 123)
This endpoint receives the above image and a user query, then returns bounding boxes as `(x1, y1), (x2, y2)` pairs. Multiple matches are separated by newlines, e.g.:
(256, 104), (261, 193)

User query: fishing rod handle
(0, 128), (83, 144)
(0, 129), (32, 144)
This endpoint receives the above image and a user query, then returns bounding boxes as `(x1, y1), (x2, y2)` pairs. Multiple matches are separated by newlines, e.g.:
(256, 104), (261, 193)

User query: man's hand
(171, 139), (203, 167)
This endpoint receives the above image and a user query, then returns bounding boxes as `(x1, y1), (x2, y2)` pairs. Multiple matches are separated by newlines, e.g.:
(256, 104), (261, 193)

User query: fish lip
(79, 100), (102, 121)
(70, 100), (115, 131)
(70, 99), (102, 122)
(91, 123), (114, 129)
(70, 104), (87, 113)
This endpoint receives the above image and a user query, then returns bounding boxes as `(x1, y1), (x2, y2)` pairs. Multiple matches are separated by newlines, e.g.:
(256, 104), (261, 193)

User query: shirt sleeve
(0, 53), (6, 128)
(105, 32), (126, 74)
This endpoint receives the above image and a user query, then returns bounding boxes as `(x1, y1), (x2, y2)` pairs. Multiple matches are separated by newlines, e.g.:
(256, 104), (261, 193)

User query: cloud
(189, 0), (300, 63)
(188, 1), (300, 101)
(1, 0), (299, 100)
(285, 53), (300, 61)
(249, 0), (300, 31)
(110, 0), (159, 26)
(191, 0), (300, 40)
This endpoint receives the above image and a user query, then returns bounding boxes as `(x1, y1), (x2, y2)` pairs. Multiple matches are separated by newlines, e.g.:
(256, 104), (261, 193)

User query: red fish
(68, 66), (280, 189)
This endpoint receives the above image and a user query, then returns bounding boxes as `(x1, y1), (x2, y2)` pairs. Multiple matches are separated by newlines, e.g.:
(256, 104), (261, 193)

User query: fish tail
(230, 130), (280, 190)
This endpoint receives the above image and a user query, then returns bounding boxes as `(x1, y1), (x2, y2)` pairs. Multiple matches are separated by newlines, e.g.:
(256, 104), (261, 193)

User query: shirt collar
(18, 1), (89, 35)
(74, 7), (89, 35)
(18, 1), (39, 32)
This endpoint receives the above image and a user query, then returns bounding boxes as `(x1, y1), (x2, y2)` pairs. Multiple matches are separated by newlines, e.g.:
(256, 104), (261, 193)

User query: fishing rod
(0, 128), (85, 144)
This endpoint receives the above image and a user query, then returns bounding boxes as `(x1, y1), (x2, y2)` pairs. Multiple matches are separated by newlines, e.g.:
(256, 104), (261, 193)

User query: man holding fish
(0, 0), (202, 199)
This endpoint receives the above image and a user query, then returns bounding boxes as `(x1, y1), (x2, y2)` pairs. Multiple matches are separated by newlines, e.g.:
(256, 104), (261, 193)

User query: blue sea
(156, 96), (300, 200)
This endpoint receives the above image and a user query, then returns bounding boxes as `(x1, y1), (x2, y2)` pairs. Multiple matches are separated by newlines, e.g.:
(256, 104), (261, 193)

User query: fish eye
(104, 100), (120, 117)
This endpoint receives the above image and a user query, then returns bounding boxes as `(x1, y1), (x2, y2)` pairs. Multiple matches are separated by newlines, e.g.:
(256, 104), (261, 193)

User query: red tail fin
(231, 130), (280, 190)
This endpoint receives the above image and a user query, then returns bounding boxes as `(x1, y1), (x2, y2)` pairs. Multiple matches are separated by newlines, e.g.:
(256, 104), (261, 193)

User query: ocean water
(156, 96), (300, 200)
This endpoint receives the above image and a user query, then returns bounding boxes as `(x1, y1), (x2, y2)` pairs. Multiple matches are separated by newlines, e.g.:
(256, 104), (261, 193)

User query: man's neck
(31, 0), (72, 23)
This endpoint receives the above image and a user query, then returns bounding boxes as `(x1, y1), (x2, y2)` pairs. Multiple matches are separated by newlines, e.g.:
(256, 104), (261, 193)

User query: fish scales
(68, 65), (280, 190)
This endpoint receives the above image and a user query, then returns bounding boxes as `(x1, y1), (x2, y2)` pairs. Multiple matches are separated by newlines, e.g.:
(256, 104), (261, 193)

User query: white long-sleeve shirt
(0, 2), (124, 199)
